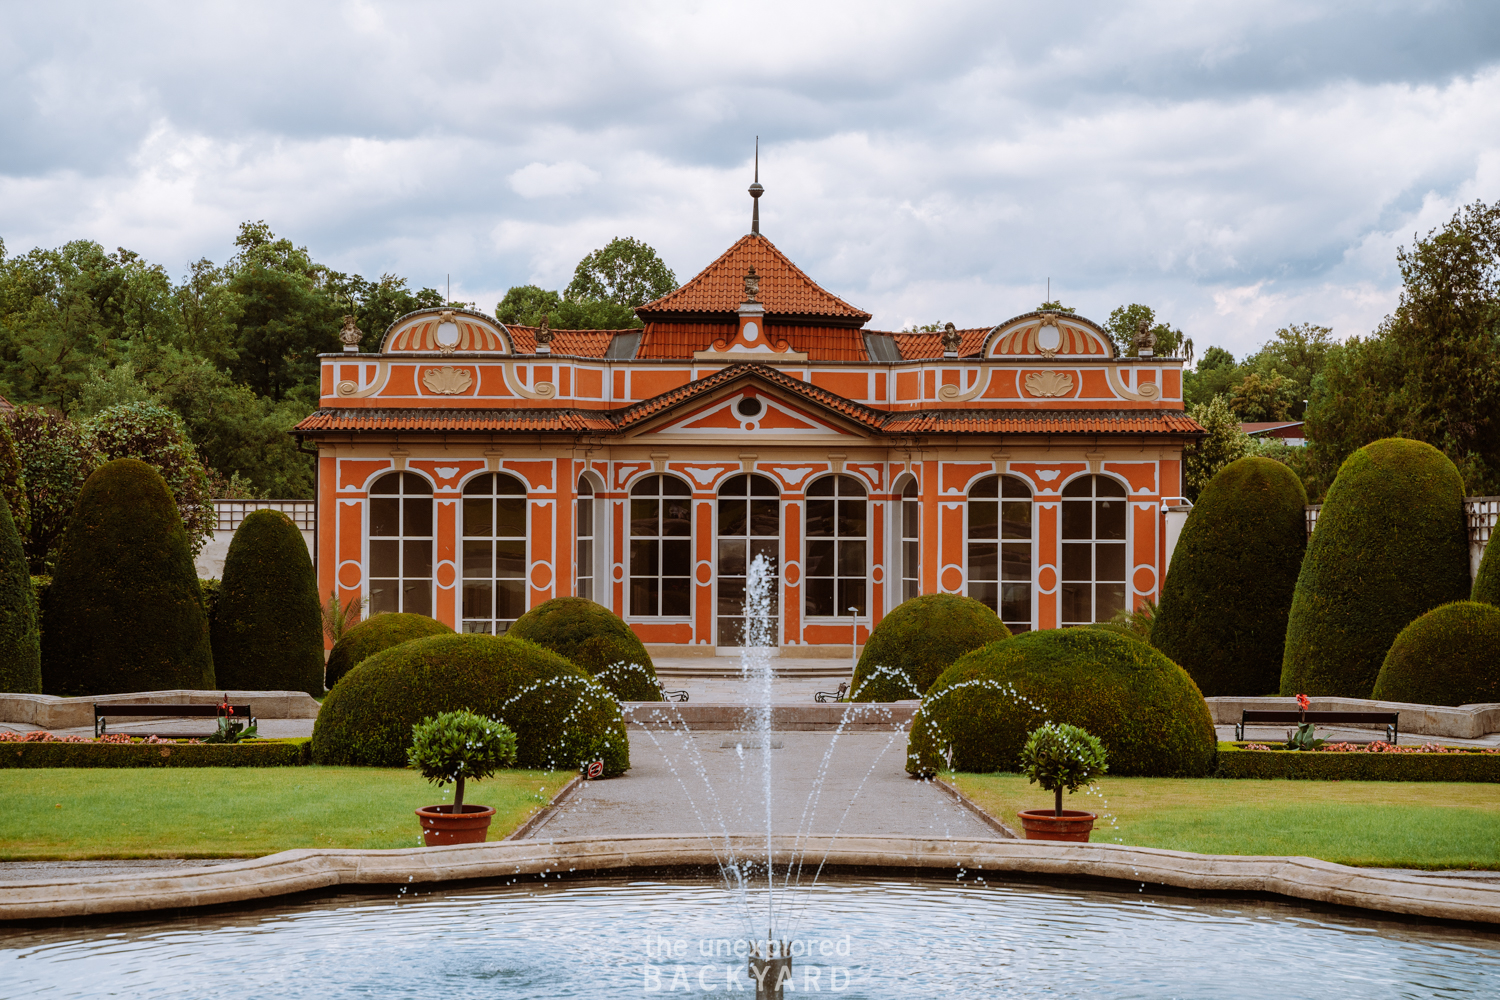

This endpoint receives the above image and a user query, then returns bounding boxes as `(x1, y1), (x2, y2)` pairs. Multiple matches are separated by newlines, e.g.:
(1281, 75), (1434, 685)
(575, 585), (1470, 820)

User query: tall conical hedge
(0, 496), (40, 692)
(1151, 457), (1306, 697)
(1474, 532), (1500, 607)
(210, 508), (323, 697)
(1280, 438), (1470, 698)
(42, 459), (214, 695)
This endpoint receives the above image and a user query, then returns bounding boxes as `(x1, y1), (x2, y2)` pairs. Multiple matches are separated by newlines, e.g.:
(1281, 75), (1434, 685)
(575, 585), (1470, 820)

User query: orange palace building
(296, 221), (1203, 655)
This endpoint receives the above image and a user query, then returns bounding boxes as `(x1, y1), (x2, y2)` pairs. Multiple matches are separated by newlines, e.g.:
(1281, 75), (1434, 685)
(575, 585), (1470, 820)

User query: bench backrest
(94, 704), (252, 718)
(1240, 710), (1398, 724)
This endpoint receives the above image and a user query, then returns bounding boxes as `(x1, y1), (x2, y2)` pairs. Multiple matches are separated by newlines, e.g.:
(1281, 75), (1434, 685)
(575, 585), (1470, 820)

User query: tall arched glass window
(967, 474), (1032, 632)
(576, 477), (595, 602)
(461, 473), (527, 634)
(717, 473), (780, 646)
(1061, 474), (1128, 625)
(630, 474), (692, 617)
(369, 472), (433, 617)
(900, 477), (920, 603)
(805, 474), (867, 617)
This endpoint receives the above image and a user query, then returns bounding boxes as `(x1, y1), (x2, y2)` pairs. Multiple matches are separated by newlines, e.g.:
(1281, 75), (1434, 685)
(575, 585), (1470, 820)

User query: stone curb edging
(930, 777), (1020, 839)
(3, 835), (1497, 925)
(620, 702), (917, 732)
(1206, 696), (1500, 740)
(1, 690), (323, 729)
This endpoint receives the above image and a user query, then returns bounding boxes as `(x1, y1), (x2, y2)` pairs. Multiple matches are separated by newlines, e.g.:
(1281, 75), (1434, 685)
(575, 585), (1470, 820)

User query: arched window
(1061, 474), (1128, 625)
(576, 477), (595, 602)
(461, 473), (528, 634)
(630, 474), (692, 617)
(967, 474), (1032, 632)
(900, 477), (920, 603)
(717, 473), (780, 646)
(369, 472), (433, 617)
(805, 474), (867, 617)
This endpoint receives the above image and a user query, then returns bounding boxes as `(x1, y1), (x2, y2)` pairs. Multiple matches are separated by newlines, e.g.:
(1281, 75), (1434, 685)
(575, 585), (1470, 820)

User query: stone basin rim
(2, 835), (1498, 927)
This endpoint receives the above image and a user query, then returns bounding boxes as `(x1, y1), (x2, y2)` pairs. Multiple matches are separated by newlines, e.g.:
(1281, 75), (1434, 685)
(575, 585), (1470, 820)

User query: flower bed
(0, 734), (311, 768)
(1217, 742), (1500, 782)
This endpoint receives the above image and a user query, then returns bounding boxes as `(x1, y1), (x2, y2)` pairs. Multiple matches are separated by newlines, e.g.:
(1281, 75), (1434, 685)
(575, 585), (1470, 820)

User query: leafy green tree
(1104, 303), (1184, 358)
(495, 284), (642, 330)
(1036, 300), (1076, 314)
(1183, 346), (1247, 407)
(565, 237), (677, 308)
(0, 494), (40, 693)
(0, 419), (28, 540)
(1227, 370), (1298, 422)
(3, 406), (100, 572)
(496, 285), (563, 327)
(1245, 323), (1336, 419)
(1182, 395), (1249, 501)
(82, 402), (215, 556)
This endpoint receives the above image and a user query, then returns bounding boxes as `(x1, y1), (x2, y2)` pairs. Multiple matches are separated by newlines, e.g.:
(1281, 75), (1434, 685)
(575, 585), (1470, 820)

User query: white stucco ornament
(1024, 370), (1074, 397)
(422, 366), (473, 395)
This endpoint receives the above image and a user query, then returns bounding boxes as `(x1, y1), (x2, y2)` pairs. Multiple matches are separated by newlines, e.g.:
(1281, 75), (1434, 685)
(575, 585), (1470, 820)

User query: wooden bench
(814, 682), (848, 703)
(1235, 710), (1398, 745)
(94, 704), (254, 739)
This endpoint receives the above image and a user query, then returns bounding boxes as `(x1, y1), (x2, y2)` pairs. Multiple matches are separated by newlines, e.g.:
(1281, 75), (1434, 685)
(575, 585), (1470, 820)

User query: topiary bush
(5, 405), (100, 574)
(1151, 457), (1307, 697)
(324, 612), (453, 689)
(507, 596), (662, 701)
(1475, 532), (1500, 607)
(312, 633), (628, 775)
(907, 628), (1216, 777)
(1281, 438), (1471, 698)
(1370, 601), (1500, 707)
(210, 509), (324, 697)
(0, 496), (40, 693)
(42, 459), (214, 696)
(851, 594), (1010, 701)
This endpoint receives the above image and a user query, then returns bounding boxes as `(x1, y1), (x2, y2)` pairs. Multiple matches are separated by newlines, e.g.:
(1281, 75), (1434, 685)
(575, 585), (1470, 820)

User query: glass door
(716, 474), (780, 646)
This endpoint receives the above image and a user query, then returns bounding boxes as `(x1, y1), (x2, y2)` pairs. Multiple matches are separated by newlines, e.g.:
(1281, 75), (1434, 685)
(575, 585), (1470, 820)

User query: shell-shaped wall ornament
(1024, 370), (1075, 398)
(422, 366), (474, 395)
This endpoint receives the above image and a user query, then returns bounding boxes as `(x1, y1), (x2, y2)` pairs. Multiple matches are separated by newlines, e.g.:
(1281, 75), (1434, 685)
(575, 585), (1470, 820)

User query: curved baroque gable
(984, 313), (1115, 359)
(381, 308), (514, 355)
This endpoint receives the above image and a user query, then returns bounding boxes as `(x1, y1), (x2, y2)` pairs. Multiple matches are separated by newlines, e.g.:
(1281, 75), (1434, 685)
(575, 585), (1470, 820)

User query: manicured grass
(0, 767), (570, 860)
(949, 771), (1500, 870)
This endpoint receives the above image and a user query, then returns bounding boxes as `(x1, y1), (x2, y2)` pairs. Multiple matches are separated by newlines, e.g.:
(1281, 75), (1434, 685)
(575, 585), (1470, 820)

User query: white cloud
(508, 161), (601, 199)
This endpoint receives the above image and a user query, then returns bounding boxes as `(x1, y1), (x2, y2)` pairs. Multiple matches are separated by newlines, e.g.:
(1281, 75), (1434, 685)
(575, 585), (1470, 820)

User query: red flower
(1295, 693), (1309, 711)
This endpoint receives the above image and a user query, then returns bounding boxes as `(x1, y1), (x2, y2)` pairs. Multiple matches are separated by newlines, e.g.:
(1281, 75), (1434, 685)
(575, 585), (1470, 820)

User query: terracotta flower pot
(415, 804), (496, 846)
(1017, 809), (1097, 842)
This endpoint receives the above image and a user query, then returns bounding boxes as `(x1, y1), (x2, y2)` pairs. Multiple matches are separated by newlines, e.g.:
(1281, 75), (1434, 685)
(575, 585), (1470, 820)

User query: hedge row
(0, 738), (311, 768)
(1216, 744), (1500, 782)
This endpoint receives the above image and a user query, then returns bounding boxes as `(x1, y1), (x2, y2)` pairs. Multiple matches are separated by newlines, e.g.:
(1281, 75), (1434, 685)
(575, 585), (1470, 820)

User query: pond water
(2, 874), (1496, 998)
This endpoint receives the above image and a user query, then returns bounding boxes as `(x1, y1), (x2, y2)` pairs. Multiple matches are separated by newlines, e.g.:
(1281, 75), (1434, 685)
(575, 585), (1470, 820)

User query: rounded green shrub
(1151, 457), (1307, 697)
(311, 633), (629, 775)
(1371, 601), (1500, 706)
(1474, 532), (1500, 607)
(1280, 438), (1471, 698)
(508, 597), (662, 701)
(42, 459), (214, 695)
(851, 594), (1010, 701)
(907, 628), (1216, 777)
(210, 509), (324, 696)
(0, 496), (40, 693)
(324, 612), (453, 688)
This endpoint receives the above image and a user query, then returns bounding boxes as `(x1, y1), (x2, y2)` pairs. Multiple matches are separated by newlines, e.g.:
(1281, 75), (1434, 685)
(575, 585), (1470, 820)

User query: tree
(1245, 323), (1336, 419)
(495, 284), (642, 331)
(565, 237), (677, 308)
(1103, 303), (1185, 358)
(0, 495), (40, 693)
(1227, 371), (1298, 422)
(82, 402), (216, 556)
(3, 406), (100, 572)
(496, 285), (563, 327)
(1181, 395), (1249, 501)
(1036, 300), (1076, 314)
(0, 419), (28, 540)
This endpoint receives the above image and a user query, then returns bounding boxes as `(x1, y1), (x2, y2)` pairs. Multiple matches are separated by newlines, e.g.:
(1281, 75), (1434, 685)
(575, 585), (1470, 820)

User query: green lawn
(949, 772), (1500, 870)
(0, 767), (570, 860)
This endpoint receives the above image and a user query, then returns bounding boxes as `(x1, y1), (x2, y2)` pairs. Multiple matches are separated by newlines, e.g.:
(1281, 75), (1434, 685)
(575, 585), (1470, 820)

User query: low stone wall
(1206, 696), (1500, 739)
(0, 690), (323, 729)
(3, 834), (1497, 924)
(621, 701), (917, 732)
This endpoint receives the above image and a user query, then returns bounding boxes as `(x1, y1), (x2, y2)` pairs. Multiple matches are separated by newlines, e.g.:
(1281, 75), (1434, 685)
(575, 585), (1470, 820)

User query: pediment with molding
(623, 389), (870, 440)
(983, 312), (1115, 360)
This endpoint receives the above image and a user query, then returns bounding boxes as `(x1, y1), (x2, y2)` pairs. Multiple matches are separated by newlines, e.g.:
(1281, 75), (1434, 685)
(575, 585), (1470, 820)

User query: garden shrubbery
(907, 628), (1215, 777)
(311, 633), (628, 775)
(1281, 438), (1471, 698)
(0, 495), (40, 693)
(211, 509), (324, 696)
(1217, 744), (1500, 782)
(43, 459), (214, 695)
(851, 593), (1010, 701)
(507, 597), (662, 701)
(1151, 457), (1306, 697)
(324, 612), (453, 688)
(1475, 532), (1500, 607)
(1371, 601), (1500, 707)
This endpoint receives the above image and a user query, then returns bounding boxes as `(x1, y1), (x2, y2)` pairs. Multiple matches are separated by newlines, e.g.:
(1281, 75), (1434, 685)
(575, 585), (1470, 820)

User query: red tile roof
(505, 325), (624, 357)
(295, 408), (615, 433)
(637, 321), (870, 362)
(882, 409), (1205, 436)
(637, 234), (871, 322)
(880, 327), (990, 360)
(612, 363), (888, 431)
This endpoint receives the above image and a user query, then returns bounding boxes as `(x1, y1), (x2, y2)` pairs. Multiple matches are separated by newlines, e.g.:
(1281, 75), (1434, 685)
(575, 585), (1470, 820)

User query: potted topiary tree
(1016, 721), (1108, 842)
(408, 709), (517, 846)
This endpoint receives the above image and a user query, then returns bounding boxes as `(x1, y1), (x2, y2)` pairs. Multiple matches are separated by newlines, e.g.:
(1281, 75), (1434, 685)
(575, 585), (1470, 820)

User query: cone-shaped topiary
(210, 509), (324, 697)
(1151, 457), (1307, 697)
(42, 459), (214, 695)
(312, 633), (629, 774)
(1371, 601), (1500, 706)
(507, 596), (662, 701)
(0, 496), (40, 692)
(1475, 532), (1500, 607)
(907, 628), (1216, 777)
(1280, 438), (1471, 698)
(851, 593), (1011, 701)
(324, 612), (453, 688)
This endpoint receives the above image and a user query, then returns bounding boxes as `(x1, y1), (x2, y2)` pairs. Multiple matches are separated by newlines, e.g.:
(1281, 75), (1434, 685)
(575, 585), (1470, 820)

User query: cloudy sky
(2, 1), (1497, 356)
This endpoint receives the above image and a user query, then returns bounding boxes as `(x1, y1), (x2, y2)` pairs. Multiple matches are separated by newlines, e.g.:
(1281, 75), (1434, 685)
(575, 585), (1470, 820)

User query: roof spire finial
(749, 136), (764, 236)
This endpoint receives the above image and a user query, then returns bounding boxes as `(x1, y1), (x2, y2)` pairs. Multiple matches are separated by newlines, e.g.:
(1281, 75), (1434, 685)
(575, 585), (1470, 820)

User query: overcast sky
(2, 1), (1498, 356)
